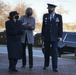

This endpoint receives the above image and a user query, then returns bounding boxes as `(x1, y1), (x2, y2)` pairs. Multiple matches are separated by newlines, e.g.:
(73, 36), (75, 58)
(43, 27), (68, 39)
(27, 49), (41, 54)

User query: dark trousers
(9, 58), (18, 70)
(22, 42), (33, 66)
(44, 41), (58, 69)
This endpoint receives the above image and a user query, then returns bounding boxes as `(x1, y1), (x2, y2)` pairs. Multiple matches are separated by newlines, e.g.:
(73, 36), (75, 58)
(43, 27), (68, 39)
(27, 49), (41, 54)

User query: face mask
(26, 13), (32, 17)
(15, 15), (19, 19)
(48, 9), (54, 14)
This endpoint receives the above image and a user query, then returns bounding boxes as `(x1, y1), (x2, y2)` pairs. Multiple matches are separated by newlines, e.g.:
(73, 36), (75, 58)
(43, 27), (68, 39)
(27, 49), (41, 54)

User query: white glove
(58, 37), (62, 41)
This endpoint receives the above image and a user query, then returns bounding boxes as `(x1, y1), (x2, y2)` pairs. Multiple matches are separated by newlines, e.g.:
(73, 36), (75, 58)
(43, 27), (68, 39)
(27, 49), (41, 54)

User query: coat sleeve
(28, 17), (35, 30)
(58, 15), (63, 38)
(5, 21), (19, 35)
(19, 15), (24, 23)
(20, 15), (32, 30)
(41, 14), (45, 36)
(17, 21), (25, 35)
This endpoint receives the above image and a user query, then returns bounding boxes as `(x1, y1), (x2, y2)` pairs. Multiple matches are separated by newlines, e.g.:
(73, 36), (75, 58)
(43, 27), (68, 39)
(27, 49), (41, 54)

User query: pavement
(0, 45), (76, 75)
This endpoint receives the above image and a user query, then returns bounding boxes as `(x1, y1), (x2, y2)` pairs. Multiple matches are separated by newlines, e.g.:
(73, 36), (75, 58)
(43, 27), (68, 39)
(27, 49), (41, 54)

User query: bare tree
(56, 5), (69, 15)
(0, 0), (7, 15)
(14, 2), (27, 16)
(14, 2), (38, 21)
(0, 0), (11, 29)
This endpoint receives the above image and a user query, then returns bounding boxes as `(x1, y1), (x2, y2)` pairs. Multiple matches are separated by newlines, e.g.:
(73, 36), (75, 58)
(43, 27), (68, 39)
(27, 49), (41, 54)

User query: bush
(0, 30), (6, 44)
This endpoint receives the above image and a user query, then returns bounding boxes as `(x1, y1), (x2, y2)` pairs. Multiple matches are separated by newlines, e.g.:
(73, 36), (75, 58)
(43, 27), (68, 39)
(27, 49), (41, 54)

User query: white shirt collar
(50, 13), (55, 17)
(50, 13), (55, 20)
(53, 13), (55, 17)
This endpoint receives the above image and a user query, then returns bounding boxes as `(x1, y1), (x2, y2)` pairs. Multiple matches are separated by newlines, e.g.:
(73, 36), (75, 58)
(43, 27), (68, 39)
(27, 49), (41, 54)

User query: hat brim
(47, 3), (57, 9)
(47, 7), (56, 9)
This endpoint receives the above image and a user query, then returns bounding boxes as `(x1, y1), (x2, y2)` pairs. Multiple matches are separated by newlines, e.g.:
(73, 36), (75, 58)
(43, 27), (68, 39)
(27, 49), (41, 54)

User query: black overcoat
(5, 20), (24, 59)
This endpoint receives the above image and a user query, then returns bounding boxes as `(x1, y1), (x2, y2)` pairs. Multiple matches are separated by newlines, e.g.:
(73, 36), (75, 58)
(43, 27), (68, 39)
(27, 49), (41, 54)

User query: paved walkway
(0, 53), (76, 75)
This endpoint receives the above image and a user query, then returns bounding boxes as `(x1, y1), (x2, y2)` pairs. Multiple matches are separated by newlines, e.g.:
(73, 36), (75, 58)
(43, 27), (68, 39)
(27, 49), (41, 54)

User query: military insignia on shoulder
(44, 18), (47, 22)
(44, 18), (48, 24)
(56, 18), (59, 22)
(45, 18), (47, 20)
(45, 18), (47, 19)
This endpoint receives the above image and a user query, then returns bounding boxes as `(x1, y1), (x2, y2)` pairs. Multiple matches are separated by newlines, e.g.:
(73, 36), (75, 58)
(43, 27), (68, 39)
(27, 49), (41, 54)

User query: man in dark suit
(41, 4), (63, 72)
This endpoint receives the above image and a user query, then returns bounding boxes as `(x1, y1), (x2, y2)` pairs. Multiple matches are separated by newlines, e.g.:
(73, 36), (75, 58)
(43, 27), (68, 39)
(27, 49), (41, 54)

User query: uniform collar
(51, 13), (55, 18)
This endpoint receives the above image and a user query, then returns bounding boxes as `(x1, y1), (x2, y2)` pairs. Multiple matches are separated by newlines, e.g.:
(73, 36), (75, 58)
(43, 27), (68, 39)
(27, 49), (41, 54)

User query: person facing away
(5, 11), (24, 72)
(41, 3), (63, 72)
(20, 7), (35, 69)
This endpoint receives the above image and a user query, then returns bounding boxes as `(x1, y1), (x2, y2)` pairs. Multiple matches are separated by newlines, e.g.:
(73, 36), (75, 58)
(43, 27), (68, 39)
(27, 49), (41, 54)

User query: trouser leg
(9, 59), (17, 70)
(51, 42), (58, 69)
(13, 59), (18, 70)
(22, 43), (26, 66)
(44, 41), (50, 67)
(28, 44), (33, 66)
(9, 59), (13, 70)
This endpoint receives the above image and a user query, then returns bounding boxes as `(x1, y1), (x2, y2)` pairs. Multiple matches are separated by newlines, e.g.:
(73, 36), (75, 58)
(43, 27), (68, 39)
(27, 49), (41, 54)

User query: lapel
(51, 13), (57, 22)
(53, 13), (57, 20)
(47, 14), (50, 22)
(46, 14), (51, 22)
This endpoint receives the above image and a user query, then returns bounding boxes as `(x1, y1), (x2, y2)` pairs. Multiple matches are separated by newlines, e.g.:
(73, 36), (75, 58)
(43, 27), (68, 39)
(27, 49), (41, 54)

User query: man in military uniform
(41, 3), (63, 72)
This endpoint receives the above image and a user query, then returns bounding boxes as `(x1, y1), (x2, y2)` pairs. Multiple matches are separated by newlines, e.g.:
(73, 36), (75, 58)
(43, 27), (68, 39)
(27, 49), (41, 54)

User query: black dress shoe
(8, 69), (18, 72)
(53, 69), (58, 72)
(21, 65), (25, 68)
(42, 66), (48, 70)
(8, 70), (13, 72)
(43, 66), (46, 70)
(29, 65), (33, 69)
(12, 69), (18, 72)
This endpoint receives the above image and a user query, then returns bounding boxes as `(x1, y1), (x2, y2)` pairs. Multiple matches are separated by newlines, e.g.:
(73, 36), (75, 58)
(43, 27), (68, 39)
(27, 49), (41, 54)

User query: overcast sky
(2, 0), (76, 23)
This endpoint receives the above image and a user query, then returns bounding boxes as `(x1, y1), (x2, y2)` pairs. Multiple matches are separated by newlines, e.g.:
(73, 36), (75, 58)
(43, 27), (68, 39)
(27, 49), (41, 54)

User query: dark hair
(25, 7), (33, 16)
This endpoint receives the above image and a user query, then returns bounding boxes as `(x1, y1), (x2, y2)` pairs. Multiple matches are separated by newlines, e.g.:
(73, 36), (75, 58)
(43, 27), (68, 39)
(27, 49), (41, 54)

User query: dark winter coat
(5, 19), (24, 59)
